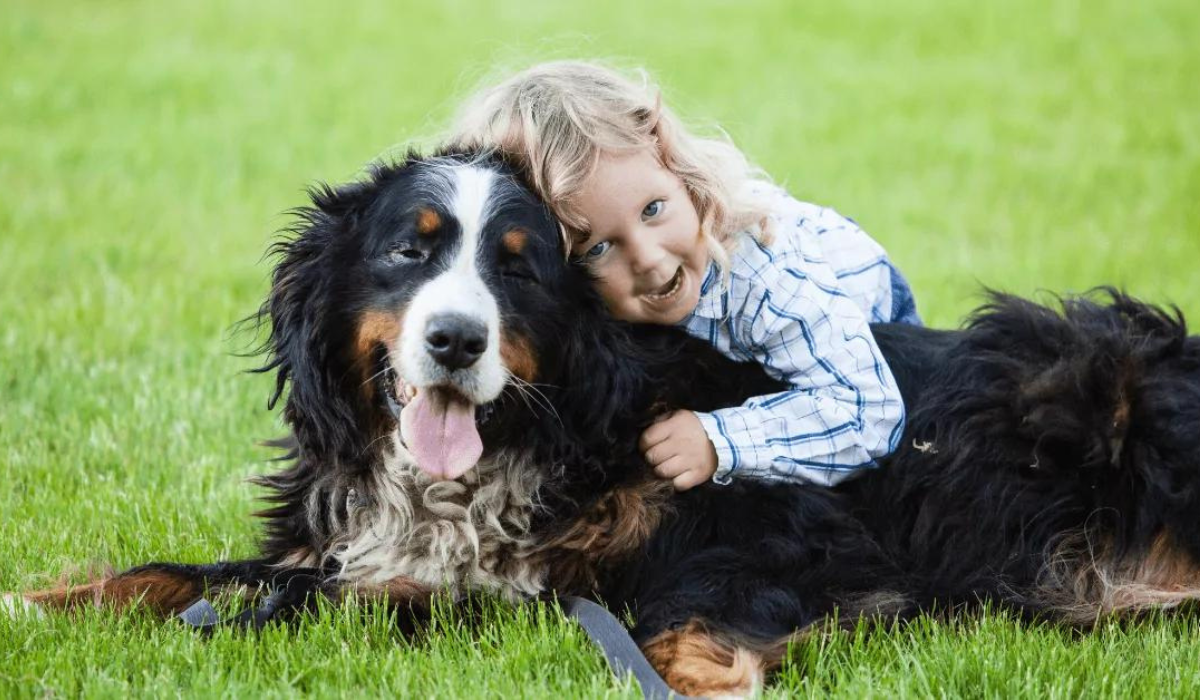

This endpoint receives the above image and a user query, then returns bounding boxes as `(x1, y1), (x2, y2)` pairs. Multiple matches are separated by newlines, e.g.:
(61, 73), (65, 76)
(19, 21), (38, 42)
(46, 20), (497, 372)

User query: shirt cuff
(693, 409), (767, 486)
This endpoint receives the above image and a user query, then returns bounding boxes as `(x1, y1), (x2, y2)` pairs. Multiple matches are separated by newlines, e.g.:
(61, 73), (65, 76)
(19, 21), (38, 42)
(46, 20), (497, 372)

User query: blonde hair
(447, 60), (774, 278)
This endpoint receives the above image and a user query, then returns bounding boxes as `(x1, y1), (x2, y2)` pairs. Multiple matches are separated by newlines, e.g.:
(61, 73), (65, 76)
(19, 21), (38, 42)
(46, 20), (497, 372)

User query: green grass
(2, 0), (1198, 696)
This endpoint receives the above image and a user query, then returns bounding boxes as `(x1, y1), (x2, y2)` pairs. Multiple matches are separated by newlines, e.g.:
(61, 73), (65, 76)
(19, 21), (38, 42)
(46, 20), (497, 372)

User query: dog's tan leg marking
(340, 576), (437, 608)
(22, 569), (205, 615)
(640, 620), (766, 698)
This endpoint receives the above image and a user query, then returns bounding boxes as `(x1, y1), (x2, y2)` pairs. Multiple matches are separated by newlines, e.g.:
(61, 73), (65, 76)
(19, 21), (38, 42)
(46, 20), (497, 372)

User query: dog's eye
(501, 263), (539, 285)
(385, 245), (426, 265)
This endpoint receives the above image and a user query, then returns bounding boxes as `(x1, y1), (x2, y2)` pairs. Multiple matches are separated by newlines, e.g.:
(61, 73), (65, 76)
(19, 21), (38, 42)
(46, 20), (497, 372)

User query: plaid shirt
(682, 188), (915, 486)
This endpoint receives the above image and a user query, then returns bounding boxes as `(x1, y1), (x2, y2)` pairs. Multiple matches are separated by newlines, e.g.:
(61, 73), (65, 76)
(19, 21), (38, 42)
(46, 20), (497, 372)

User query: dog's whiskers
(361, 363), (392, 389)
(507, 375), (563, 427)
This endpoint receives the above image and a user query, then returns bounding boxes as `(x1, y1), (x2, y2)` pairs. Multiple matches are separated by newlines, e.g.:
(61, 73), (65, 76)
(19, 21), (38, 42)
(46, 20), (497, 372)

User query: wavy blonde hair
(447, 60), (775, 279)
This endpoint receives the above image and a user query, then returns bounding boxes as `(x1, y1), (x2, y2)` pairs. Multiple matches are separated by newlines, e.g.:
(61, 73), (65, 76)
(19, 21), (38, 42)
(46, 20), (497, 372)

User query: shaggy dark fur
(15, 152), (1200, 696)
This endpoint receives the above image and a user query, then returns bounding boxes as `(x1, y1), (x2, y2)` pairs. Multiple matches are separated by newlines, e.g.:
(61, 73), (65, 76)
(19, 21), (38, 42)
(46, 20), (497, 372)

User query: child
(449, 60), (921, 491)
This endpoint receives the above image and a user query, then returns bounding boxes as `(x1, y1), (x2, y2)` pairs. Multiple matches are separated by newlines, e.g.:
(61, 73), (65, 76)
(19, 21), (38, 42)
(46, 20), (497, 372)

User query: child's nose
(627, 238), (665, 274)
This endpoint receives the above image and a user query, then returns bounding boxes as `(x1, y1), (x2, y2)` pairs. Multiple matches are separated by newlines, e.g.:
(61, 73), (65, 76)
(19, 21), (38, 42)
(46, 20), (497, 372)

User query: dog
(8, 150), (1200, 697)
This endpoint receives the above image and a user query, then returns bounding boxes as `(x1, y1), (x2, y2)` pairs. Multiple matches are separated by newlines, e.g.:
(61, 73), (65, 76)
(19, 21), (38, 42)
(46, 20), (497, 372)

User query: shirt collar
(689, 262), (726, 320)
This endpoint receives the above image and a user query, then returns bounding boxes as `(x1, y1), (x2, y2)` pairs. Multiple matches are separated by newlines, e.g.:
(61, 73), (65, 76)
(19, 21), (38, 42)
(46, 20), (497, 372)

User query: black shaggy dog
(9, 152), (1200, 697)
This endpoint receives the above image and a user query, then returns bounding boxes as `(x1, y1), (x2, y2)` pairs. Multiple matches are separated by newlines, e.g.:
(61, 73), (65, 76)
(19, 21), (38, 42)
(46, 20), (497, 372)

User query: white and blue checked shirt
(681, 187), (916, 487)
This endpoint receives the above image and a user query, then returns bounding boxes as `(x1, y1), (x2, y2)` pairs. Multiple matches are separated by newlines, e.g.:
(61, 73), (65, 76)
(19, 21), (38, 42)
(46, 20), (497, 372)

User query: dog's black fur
(614, 298), (1200, 651)
(18, 152), (1200, 696)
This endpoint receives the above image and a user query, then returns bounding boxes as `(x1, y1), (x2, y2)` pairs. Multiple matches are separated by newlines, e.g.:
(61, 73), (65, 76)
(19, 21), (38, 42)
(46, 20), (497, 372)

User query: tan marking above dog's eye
(502, 229), (528, 255)
(416, 209), (441, 235)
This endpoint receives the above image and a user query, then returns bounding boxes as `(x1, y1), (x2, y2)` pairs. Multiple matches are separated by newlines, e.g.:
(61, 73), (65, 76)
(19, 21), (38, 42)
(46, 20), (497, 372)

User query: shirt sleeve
(694, 243), (906, 487)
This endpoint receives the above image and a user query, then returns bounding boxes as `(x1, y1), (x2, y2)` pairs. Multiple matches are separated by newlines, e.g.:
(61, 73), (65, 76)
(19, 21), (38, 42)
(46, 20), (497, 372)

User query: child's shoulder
(722, 224), (819, 305)
(736, 183), (854, 247)
(736, 183), (887, 272)
(727, 185), (825, 275)
(755, 184), (862, 236)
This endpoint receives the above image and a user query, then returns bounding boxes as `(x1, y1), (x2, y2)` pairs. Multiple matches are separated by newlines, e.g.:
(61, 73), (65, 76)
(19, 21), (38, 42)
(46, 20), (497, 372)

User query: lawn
(2, 0), (1199, 696)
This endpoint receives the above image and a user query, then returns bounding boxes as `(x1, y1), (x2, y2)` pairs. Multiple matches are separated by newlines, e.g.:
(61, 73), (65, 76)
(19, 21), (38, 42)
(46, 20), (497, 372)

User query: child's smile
(570, 149), (708, 325)
(643, 266), (685, 302)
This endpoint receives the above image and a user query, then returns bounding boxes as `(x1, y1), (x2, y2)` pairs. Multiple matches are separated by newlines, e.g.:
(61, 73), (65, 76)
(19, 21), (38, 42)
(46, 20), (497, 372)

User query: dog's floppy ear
(255, 179), (375, 459)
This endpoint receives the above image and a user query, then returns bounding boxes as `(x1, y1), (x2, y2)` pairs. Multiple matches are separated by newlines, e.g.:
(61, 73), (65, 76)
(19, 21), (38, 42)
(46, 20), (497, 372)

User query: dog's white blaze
(397, 163), (506, 404)
(340, 161), (546, 597)
(448, 164), (494, 270)
(329, 436), (547, 600)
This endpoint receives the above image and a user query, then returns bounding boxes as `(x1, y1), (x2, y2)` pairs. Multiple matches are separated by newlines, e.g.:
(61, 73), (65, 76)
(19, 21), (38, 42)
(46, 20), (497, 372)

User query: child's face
(569, 149), (708, 325)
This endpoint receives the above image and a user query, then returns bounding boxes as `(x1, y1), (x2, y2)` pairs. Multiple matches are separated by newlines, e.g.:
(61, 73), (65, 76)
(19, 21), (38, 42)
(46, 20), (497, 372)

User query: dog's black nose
(424, 313), (488, 370)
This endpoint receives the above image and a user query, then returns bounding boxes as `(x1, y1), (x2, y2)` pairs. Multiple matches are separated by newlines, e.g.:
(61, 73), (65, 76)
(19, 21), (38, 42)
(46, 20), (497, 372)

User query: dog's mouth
(380, 357), (412, 416)
(378, 351), (491, 482)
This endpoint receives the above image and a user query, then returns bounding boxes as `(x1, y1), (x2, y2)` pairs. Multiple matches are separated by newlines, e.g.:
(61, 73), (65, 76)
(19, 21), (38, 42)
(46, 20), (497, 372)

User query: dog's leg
(279, 575), (438, 635)
(340, 575), (437, 607)
(11, 559), (277, 617)
(639, 619), (771, 699)
(337, 576), (438, 612)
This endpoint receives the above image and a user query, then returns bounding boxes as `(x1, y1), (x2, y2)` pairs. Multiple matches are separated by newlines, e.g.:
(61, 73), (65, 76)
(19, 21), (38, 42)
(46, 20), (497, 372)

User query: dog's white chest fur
(331, 435), (547, 600)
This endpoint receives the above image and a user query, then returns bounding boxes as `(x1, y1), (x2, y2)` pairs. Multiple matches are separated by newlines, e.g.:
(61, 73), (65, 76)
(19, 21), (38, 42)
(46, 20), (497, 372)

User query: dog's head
(259, 151), (599, 478)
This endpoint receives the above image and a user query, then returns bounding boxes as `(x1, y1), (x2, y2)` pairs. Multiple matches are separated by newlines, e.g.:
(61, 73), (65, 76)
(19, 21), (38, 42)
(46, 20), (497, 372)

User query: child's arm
(687, 243), (904, 487)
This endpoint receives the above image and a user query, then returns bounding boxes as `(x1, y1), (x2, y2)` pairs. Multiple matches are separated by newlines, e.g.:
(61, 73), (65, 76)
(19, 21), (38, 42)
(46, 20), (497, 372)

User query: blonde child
(449, 60), (920, 491)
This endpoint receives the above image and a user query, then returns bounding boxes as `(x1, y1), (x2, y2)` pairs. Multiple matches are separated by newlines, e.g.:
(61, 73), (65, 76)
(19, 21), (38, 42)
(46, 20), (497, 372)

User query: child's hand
(638, 410), (718, 491)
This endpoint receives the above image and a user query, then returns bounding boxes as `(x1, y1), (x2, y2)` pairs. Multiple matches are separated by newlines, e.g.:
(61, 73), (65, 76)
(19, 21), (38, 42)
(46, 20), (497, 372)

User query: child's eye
(642, 200), (665, 220)
(583, 240), (612, 260)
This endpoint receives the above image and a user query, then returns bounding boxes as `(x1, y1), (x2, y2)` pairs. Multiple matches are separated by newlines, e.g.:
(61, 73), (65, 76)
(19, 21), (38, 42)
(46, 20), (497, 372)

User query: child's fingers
(652, 455), (689, 479)
(645, 434), (685, 467)
(638, 418), (676, 453)
(672, 469), (709, 492)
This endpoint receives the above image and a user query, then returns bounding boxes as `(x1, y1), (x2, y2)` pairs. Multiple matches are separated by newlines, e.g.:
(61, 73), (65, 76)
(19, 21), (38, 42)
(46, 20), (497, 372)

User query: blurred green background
(2, 0), (1199, 696)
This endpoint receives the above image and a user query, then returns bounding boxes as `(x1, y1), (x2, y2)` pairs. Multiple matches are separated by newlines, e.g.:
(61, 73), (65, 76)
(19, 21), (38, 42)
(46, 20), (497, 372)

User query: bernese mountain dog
(7, 151), (1200, 697)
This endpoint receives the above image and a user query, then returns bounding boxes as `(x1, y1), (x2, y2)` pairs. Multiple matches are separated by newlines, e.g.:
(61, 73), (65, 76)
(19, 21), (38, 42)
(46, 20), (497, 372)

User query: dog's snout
(424, 313), (488, 370)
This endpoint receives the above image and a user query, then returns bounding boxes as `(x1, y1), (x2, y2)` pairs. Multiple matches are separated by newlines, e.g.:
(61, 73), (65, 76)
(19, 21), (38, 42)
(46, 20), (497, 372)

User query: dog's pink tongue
(400, 389), (482, 481)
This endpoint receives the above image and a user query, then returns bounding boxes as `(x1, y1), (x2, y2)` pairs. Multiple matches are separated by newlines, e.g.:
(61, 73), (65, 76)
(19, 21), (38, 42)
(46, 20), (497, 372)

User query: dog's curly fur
(14, 152), (1200, 697)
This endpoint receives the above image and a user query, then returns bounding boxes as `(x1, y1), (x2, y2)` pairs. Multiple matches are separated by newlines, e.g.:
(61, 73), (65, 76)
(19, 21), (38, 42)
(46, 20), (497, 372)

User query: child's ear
(647, 97), (677, 169)
(634, 91), (663, 132)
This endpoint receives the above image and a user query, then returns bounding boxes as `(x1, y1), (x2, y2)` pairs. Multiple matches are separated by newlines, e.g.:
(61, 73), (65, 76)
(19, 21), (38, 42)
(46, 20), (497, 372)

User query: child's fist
(638, 410), (718, 491)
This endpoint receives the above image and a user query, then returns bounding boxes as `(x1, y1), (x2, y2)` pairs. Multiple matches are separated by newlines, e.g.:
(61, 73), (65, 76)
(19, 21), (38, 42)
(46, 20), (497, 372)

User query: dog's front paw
(0, 593), (44, 619)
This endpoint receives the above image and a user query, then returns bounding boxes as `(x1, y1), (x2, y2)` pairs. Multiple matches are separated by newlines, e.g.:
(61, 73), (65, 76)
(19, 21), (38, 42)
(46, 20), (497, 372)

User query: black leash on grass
(559, 596), (699, 700)
(175, 567), (324, 632)
(176, 581), (696, 699)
